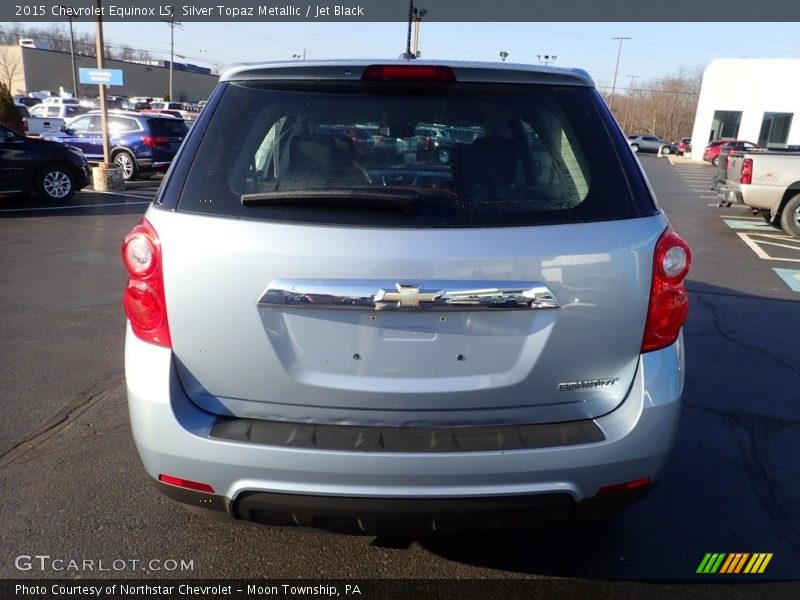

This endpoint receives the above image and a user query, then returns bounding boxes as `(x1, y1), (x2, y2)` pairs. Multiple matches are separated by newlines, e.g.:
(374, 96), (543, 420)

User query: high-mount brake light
(122, 219), (171, 347)
(641, 228), (692, 353)
(361, 65), (457, 82)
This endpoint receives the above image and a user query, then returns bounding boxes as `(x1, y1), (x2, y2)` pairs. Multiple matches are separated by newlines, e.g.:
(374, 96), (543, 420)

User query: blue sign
(78, 68), (124, 86)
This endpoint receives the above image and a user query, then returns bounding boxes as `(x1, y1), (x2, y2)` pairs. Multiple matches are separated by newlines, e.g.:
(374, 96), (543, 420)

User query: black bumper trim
(234, 491), (577, 534)
(155, 483), (650, 534)
(209, 417), (604, 453)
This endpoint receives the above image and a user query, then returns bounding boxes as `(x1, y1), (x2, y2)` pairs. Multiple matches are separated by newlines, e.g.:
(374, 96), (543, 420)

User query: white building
(690, 58), (800, 160)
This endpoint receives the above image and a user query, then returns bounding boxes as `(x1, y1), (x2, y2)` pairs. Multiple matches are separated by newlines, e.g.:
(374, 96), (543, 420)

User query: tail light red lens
(142, 136), (171, 148)
(361, 65), (457, 82)
(740, 158), (753, 185)
(642, 228), (692, 353)
(122, 219), (171, 347)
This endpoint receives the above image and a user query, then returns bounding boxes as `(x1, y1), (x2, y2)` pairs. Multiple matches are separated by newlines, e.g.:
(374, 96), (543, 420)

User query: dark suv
(44, 110), (188, 181)
(0, 124), (90, 201)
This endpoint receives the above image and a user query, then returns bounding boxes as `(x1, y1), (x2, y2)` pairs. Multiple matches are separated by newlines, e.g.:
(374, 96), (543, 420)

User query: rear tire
(779, 194), (800, 238)
(661, 145), (671, 155)
(712, 156), (720, 167)
(114, 151), (138, 182)
(35, 165), (75, 201)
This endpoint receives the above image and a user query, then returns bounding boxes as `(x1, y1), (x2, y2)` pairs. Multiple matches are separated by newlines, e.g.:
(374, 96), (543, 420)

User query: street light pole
(537, 54), (557, 67)
(94, 0), (110, 166)
(400, 0), (415, 59)
(162, 7), (182, 100)
(412, 7), (426, 57)
(67, 12), (77, 97)
(609, 36), (631, 111)
(622, 75), (638, 133)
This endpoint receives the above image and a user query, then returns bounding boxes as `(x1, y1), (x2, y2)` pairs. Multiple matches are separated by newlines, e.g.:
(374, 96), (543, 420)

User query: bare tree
(0, 46), (22, 92)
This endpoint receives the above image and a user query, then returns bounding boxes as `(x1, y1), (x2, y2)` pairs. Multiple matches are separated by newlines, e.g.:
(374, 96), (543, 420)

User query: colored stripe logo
(696, 553), (773, 574)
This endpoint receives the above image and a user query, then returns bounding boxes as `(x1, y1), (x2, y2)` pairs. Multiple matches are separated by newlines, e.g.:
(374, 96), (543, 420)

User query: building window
(758, 112), (793, 148)
(710, 111), (742, 142)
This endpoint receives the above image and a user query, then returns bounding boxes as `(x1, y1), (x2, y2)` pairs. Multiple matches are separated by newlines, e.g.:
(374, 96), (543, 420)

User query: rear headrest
(289, 135), (354, 170)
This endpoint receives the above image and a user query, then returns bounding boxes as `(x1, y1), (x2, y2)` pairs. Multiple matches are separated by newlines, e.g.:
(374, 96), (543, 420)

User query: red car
(703, 140), (759, 166)
(676, 137), (691, 156)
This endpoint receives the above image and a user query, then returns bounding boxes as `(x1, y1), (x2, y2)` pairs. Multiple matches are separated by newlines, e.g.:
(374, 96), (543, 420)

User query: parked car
(711, 143), (738, 206)
(676, 137), (691, 156)
(0, 123), (90, 201)
(724, 148), (800, 236)
(122, 60), (691, 534)
(149, 101), (199, 123)
(13, 95), (42, 108)
(29, 103), (87, 121)
(44, 110), (188, 181)
(16, 103), (67, 135)
(702, 139), (759, 167)
(627, 134), (674, 154)
(41, 96), (81, 106)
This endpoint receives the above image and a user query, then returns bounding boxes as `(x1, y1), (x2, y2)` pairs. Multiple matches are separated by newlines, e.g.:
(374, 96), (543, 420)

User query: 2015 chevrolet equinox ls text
(122, 61), (691, 535)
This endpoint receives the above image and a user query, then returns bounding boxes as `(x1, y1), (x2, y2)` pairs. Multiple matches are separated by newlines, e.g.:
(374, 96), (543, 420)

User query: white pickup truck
(21, 103), (88, 135)
(725, 150), (800, 237)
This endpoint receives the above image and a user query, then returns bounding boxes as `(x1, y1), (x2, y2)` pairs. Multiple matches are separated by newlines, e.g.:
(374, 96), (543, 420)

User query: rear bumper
(126, 326), (684, 530)
(134, 158), (172, 172)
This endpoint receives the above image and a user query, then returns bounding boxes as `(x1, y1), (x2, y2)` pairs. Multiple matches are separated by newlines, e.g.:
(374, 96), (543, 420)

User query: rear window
(177, 81), (640, 228)
(147, 118), (188, 137)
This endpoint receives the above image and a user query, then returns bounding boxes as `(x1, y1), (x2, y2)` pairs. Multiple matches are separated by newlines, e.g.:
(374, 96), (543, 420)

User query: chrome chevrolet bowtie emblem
(374, 284), (443, 309)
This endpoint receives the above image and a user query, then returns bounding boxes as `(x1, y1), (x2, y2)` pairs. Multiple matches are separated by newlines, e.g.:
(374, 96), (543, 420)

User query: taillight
(122, 219), (171, 347)
(740, 158), (753, 185)
(642, 228), (692, 353)
(142, 136), (171, 148)
(361, 64), (457, 82)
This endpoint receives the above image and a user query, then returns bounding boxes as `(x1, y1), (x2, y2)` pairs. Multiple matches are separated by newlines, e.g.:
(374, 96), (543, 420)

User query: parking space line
(736, 232), (800, 263)
(0, 200), (150, 213)
(88, 191), (155, 200)
(772, 268), (800, 292)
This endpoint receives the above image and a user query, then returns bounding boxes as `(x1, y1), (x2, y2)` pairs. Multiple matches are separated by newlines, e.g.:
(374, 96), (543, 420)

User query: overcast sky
(46, 21), (800, 89)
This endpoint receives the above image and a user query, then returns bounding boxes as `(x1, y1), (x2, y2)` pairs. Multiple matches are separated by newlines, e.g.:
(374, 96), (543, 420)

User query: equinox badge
(558, 378), (619, 391)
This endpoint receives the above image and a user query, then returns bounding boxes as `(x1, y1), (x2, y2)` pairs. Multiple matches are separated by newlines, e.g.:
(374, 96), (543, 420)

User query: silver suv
(122, 61), (691, 534)
(628, 134), (673, 154)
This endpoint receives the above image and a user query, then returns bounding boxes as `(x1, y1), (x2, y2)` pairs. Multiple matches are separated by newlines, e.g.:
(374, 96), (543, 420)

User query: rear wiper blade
(241, 189), (419, 214)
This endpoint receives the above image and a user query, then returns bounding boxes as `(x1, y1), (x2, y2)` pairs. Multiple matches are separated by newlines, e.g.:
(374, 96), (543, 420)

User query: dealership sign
(78, 68), (124, 86)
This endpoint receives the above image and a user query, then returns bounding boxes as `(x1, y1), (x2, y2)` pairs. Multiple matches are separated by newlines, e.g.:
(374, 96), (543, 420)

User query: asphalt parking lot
(1, 158), (799, 585)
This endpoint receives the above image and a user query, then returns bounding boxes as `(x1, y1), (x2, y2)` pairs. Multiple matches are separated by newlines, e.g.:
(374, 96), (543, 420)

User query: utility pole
(622, 75), (638, 133)
(609, 36), (631, 111)
(162, 6), (183, 100)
